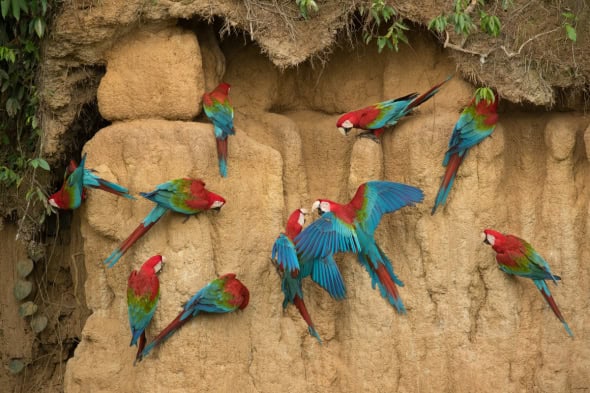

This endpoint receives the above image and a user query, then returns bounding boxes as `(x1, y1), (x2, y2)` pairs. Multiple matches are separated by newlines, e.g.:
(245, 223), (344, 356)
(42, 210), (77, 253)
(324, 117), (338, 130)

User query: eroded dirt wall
(61, 23), (590, 393)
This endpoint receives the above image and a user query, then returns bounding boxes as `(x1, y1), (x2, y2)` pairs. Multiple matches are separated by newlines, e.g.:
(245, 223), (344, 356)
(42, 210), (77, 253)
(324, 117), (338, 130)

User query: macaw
(482, 229), (573, 337)
(137, 273), (249, 362)
(271, 208), (345, 343)
(431, 92), (499, 215)
(295, 181), (424, 313)
(127, 254), (164, 365)
(336, 76), (451, 141)
(203, 82), (235, 178)
(103, 178), (225, 268)
(48, 153), (135, 210)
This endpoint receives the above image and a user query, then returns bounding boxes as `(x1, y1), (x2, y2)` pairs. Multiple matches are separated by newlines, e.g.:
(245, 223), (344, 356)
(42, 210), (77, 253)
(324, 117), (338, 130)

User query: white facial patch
(319, 201), (331, 213)
(154, 261), (162, 273)
(48, 198), (58, 208)
(211, 200), (224, 209)
(297, 212), (305, 226)
(485, 233), (495, 246)
(342, 120), (353, 128)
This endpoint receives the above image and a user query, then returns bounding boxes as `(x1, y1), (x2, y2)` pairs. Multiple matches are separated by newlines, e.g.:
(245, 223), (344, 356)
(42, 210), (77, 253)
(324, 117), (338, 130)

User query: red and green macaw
(137, 273), (249, 362)
(48, 153), (135, 210)
(295, 181), (424, 313)
(271, 208), (345, 343)
(103, 178), (226, 268)
(203, 82), (235, 178)
(127, 254), (164, 365)
(431, 92), (499, 215)
(483, 229), (573, 337)
(336, 76), (451, 141)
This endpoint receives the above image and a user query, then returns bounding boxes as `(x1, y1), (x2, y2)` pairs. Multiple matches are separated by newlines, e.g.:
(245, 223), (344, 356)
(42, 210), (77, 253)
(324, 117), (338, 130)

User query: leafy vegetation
(296, 0), (318, 19)
(0, 0), (54, 228)
(360, 0), (408, 52)
(562, 11), (577, 43)
(474, 87), (496, 104)
(427, 0), (506, 38)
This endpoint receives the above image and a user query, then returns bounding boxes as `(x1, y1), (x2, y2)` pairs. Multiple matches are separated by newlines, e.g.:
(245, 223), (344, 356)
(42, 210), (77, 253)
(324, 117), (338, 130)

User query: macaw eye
(342, 120), (353, 128)
(320, 201), (330, 212)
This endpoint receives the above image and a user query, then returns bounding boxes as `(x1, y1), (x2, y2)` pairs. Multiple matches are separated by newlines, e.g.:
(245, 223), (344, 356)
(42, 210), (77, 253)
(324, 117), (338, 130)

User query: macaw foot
(182, 215), (190, 224)
(358, 132), (381, 144)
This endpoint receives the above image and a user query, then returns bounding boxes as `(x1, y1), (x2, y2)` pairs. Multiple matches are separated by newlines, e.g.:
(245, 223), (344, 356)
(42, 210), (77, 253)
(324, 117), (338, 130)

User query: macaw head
(482, 229), (504, 248)
(142, 254), (164, 275)
(311, 199), (334, 215)
(285, 208), (308, 238)
(216, 82), (231, 95)
(48, 194), (60, 208)
(220, 273), (250, 310)
(207, 192), (226, 211)
(336, 113), (358, 136)
(48, 188), (67, 209)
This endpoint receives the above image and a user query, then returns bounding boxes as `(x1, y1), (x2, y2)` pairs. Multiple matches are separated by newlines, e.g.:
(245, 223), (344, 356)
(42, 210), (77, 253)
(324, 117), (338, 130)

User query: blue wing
(354, 181), (424, 236)
(444, 108), (495, 163)
(310, 254), (346, 300)
(271, 234), (300, 274)
(294, 212), (360, 260)
(203, 101), (235, 139)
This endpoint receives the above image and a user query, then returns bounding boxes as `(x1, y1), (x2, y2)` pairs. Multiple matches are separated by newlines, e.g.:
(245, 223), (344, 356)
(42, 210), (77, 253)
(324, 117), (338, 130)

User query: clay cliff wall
(53, 22), (590, 393)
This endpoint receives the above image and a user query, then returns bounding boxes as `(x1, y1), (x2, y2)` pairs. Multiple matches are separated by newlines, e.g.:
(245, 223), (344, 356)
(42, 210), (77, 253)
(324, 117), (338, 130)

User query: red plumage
(373, 263), (401, 304)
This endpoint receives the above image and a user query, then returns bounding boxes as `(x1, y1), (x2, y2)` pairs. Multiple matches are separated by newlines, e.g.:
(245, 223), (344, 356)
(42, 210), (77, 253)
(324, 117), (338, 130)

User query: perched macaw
(271, 208), (345, 343)
(336, 76), (451, 141)
(137, 273), (249, 362)
(482, 229), (573, 337)
(431, 93), (499, 214)
(203, 82), (235, 178)
(48, 153), (135, 210)
(295, 181), (424, 313)
(127, 254), (164, 365)
(103, 178), (225, 268)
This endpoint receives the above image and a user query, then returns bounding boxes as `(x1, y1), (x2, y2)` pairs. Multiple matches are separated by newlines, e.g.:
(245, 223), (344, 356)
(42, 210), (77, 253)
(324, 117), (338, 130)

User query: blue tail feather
(218, 158), (227, 177)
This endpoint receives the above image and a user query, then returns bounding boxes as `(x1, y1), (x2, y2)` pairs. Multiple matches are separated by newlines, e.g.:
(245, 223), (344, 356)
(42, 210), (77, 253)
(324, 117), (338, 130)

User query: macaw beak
(338, 127), (351, 136)
(481, 232), (490, 245)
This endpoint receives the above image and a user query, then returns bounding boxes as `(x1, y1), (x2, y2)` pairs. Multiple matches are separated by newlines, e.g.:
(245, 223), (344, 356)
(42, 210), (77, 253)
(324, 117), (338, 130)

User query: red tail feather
(442, 154), (464, 190)
(293, 295), (317, 333)
(216, 138), (228, 164)
(134, 331), (146, 364)
(538, 287), (566, 323)
(406, 77), (451, 111)
(149, 312), (188, 351)
(119, 222), (157, 255)
(96, 183), (126, 197)
(374, 264), (401, 303)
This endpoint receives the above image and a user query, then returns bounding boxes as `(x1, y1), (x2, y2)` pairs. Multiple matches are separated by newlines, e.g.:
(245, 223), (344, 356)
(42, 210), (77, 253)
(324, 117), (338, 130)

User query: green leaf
(565, 24), (577, 42)
(6, 97), (20, 117)
(37, 158), (49, 171)
(11, 0), (20, 20)
(475, 87), (495, 105)
(33, 17), (44, 38)
(562, 12), (575, 20)
(1, 0), (9, 18)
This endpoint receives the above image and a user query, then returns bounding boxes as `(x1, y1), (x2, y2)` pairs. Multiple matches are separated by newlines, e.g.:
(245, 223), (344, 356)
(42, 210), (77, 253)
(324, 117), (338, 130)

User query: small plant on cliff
(562, 11), (577, 42)
(0, 0), (54, 233)
(296, 0), (318, 19)
(360, 0), (409, 52)
(428, 0), (506, 38)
